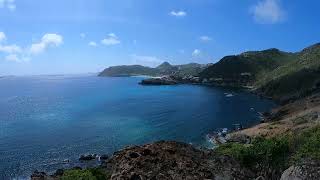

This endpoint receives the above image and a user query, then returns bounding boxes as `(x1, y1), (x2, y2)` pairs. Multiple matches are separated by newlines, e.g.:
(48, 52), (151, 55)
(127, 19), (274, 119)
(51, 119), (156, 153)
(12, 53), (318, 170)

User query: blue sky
(0, 0), (319, 75)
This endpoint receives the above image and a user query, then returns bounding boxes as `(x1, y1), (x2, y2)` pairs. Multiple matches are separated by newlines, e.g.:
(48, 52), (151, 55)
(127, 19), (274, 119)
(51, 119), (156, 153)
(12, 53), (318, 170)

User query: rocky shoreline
(31, 141), (256, 180)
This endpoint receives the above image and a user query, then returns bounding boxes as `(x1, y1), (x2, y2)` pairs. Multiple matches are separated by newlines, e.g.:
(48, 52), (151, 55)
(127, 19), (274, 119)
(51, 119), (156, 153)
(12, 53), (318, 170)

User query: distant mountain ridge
(99, 42), (320, 103)
(98, 62), (205, 77)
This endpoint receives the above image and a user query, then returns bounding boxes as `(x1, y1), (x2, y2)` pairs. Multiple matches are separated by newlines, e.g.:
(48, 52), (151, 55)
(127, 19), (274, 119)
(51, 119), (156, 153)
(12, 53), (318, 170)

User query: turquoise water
(0, 75), (274, 179)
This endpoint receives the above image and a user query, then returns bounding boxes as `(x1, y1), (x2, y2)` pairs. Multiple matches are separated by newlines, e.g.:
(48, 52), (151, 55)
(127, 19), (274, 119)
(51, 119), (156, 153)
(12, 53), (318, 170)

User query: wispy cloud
(101, 33), (121, 46)
(0, 0), (16, 11)
(199, 36), (212, 42)
(192, 49), (201, 57)
(130, 54), (165, 67)
(169, 10), (187, 17)
(80, 33), (86, 38)
(250, 0), (285, 24)
(5, 54), (19, 61)
(5, 54), (31, 62)
(5, 54), (30, 62)
(30, 33), (63, 55)
(178, 49), (185, 54)
(0, 44), (22, 53)
(88, 41), (97, 47)
(0, 32), (6, 42)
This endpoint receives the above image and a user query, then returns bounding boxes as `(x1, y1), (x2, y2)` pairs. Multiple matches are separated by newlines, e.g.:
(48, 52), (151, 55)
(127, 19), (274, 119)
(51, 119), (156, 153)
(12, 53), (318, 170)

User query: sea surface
(0, 75), (275, 179)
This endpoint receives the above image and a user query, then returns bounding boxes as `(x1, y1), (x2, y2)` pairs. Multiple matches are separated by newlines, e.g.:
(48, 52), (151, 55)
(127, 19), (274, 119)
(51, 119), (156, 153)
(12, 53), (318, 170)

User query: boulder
(280, 160), (320, 180)
(31, 171), (47, 180)
(226, 133), (251, 144)
(106, 141), (255, 180)
(100, 154), (109, 161)
(79, 154), (97, 161)
(53, 169), (64, 176)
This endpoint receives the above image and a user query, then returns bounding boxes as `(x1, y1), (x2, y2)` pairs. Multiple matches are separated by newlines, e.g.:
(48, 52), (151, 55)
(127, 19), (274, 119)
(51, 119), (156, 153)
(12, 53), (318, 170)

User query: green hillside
(199, 42), (320, 102)
(258, 43), (320, 102)
(98, 65), (158, 77)
(98, 62), (204, 77)
(199, 48), (295, 84)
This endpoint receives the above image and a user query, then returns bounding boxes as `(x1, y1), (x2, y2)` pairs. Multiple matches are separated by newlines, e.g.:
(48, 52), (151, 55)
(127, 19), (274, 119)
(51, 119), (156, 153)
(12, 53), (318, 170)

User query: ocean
(0, 75), (274, 179)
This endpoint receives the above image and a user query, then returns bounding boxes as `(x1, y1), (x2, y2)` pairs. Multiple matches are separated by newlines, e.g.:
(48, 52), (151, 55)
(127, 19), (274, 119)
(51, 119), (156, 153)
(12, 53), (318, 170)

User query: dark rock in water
(53, 169), (64, 176)
(79, 154), (97, 161)
(140, 77), (178, 85)
(100, 154), (109, 161)
(31, 170), (47, 180)
(62, 159), (70, 163)
(105, 141), (255, 179)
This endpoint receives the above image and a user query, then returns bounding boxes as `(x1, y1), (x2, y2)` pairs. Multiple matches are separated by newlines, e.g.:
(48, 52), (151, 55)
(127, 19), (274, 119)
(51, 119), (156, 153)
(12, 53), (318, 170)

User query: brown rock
(105, 141), (254, 180)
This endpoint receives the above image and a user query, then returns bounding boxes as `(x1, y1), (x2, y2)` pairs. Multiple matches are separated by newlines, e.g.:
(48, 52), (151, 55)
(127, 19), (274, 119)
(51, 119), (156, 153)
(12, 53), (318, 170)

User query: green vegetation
(216, 136), (290, 171)
(200, 48), (295, 80)
(98, 62), (204, 77)
(61, 168), (110, 180)
(292, 126), (320, 162)
(258, 44), (320, 101)
(98, 65), (158, 77)
(215, 126), (320, 176)
(200, 43), (320, 102)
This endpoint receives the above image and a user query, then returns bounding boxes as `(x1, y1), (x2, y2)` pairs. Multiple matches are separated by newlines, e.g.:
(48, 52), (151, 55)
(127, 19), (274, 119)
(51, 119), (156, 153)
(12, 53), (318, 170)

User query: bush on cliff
(215, 126), (320, 177)
(61, 168), (109, 180)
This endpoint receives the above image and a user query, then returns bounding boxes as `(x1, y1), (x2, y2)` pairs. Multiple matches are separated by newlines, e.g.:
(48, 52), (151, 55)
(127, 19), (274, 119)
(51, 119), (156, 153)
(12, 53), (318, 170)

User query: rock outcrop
(280, 160), (320, 180)
(105, 141), (254, 180)
(140, 77), (178, 85)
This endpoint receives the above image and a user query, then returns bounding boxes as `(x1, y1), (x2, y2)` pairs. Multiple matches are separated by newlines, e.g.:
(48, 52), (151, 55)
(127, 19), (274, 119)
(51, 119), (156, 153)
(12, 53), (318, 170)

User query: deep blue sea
(0, 75), (275, 179)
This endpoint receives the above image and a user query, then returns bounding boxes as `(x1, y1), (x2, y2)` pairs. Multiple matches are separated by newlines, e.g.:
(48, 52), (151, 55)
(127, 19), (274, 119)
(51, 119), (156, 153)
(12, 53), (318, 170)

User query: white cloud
(5, 54), (18, 61)
(192, 49), (201, 57)
(131, 54), (164, 67)
(0, 0), (16, 11)
(0, 32), (6, 42)
(250, 0), (285, 24)
(80, 33), (86, 38)
(199, 36), (212, 42)
(30, 33), (63, 54)
(88, 41), (97, 47)
(5, 54), (30, 62)
(0, 32), (63, 63)
(169, 10), (187, 17)
(101, 33), (120, 45)
(0, 44), (22, 53)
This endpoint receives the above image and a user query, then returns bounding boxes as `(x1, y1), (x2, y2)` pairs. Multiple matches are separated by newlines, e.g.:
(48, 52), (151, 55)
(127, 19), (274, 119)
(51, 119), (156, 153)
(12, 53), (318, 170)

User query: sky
(0, 0), (319, 75)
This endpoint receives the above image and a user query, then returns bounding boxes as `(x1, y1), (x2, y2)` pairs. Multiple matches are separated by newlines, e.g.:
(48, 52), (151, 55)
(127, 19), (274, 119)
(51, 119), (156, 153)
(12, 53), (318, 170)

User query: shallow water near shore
(0, 75), (275, 179)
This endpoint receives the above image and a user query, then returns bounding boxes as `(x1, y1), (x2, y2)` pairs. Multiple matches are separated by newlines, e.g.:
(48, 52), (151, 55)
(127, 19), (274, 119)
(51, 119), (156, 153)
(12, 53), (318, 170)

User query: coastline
(28, 77), (278, 179)
(29, 83), (320, 179)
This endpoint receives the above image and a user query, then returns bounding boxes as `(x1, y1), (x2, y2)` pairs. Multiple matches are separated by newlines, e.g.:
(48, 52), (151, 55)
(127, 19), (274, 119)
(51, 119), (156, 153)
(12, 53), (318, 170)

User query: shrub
(293, 126), (320, 162)
(61, 168), (108, 180)
(215, 126), (320, 178)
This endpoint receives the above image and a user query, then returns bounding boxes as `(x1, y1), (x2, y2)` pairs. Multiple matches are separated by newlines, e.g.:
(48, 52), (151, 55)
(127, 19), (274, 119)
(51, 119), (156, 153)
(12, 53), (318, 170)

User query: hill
(98, 65), (158, 77)
(199, 48), (296, 87)
(257, 43), (320, 103)
(199, 43), (320, 103)
(98, 62), (205, 77)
